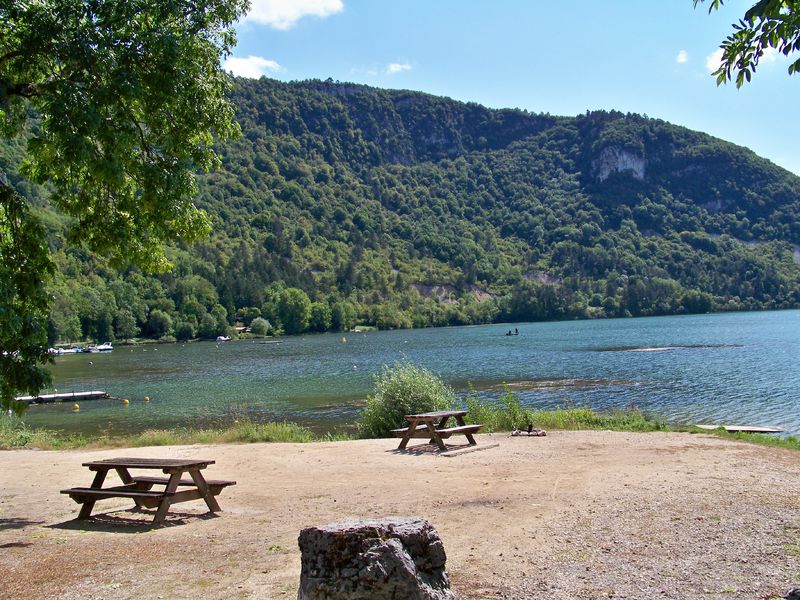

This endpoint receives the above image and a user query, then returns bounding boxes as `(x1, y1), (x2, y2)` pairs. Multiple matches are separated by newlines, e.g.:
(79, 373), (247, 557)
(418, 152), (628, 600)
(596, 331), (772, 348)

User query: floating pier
(695, 424), (784, 434)
(15, 391), (110, 405)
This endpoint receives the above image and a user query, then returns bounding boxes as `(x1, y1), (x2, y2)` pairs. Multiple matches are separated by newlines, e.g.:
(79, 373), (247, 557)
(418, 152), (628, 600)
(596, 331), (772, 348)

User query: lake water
(21, 310), (800, 436)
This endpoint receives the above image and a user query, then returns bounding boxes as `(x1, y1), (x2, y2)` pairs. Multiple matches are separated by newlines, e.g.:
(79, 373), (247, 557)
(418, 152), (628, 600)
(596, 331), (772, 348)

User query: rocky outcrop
(297, 517), (454, 600)
(593, 146), (646, 181)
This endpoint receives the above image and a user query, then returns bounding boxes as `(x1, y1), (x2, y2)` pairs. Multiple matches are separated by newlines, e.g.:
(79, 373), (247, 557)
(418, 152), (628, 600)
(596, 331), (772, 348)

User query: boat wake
(594, 344), (743, 353)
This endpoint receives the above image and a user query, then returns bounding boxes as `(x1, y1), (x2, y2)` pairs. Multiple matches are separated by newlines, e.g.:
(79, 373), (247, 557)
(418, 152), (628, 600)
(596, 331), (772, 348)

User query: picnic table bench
(61, 457), (235, 525)
(391, 410), (483, 451)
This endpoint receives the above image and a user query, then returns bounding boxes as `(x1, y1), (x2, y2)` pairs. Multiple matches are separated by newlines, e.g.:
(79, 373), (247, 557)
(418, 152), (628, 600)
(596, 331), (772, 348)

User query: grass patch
(0, 416), (342, 450)
(530, 406), (669, 432)
(113, 420), (317, 447)
(0, 416), (90, 450)
(464, 389), (800, 451)
(464, 386), (669, 433)
(689, 427), (800, 451)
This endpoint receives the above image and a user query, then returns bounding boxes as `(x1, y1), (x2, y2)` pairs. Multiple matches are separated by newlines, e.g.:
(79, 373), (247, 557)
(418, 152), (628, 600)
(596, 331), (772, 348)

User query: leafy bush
(249, 317), (271, 336)
(174, 321), (196, 341)
(357, 362), (456, 438)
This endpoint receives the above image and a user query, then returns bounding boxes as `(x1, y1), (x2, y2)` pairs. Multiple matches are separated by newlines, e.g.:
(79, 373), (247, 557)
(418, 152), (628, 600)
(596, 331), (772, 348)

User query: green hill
(5, 78), (800, 341)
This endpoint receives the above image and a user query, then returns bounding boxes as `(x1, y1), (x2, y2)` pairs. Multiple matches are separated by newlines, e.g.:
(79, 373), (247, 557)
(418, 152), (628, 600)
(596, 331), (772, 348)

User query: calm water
(21, 310), (800, 435)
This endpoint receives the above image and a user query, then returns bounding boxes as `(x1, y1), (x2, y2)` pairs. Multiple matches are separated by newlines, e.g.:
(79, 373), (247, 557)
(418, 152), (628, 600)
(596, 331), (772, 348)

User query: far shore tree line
(50, 258), (774, 346)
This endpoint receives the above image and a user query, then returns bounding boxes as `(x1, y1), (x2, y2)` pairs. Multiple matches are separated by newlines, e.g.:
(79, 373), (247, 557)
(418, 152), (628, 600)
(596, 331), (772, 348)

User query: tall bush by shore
(357, 362), (456, 438)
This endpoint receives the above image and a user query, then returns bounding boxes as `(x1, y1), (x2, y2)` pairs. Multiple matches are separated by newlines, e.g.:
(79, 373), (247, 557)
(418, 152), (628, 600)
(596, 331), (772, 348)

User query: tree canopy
(0, 0), (248, 413)
(7, 78), (793, 351)
(696, 0), (800, 86)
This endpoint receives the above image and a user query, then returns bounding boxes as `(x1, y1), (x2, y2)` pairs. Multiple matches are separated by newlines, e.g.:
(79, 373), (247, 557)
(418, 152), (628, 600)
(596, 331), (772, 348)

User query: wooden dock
(695, 424), (784, 434)
(15, 391), (110, 404)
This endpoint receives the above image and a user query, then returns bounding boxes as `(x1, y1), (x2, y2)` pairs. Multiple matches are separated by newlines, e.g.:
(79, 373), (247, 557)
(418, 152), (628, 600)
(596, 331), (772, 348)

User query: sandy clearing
(1, 431), (799, 599)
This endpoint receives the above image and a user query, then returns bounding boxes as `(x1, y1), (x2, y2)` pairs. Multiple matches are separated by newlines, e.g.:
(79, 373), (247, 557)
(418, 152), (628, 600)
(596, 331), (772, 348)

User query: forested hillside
(5, 77), (800, 342)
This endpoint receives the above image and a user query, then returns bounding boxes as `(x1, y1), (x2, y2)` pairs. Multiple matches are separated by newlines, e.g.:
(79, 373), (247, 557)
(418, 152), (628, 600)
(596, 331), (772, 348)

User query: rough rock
(593, 145), (646, 181)
(297, 517), (454, 600)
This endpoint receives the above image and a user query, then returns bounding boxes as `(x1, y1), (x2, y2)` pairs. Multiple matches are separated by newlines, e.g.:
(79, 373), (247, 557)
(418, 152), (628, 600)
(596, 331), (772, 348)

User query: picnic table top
(82, 457), (215, 471)
(405, 410), (468, 420)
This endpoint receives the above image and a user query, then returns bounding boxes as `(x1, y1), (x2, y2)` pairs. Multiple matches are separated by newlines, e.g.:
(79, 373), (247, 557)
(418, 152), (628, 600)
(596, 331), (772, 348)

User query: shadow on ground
(47, 509), (219, 533)
(387, 442), (476, 456)
(0, 518), (45, 531)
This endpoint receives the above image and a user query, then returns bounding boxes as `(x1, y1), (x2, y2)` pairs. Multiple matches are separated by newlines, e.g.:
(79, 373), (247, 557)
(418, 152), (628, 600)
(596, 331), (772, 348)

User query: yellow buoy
(143, 396), (150, 402)
(341, 336), (347, 344)
(123, 398), (129, 405)
(72, 403), (79, 412)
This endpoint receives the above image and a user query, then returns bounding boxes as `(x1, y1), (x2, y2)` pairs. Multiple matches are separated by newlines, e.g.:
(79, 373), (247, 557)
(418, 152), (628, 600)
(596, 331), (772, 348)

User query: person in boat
(515, 328), (519, 335)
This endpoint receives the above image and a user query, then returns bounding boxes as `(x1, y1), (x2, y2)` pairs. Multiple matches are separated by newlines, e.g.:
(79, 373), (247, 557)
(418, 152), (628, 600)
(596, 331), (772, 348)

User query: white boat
(53, 346), (84, 355)
(216, 336), (231, 342)
(88, 342), (113, 352)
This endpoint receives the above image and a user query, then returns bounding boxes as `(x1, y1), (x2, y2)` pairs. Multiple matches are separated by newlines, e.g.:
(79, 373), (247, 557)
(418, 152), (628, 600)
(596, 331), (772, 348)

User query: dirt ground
(1, 431), (799, 600)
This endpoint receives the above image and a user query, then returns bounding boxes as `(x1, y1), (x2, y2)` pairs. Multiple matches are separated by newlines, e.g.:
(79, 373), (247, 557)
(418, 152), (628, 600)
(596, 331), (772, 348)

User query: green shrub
(249, 317), (271, 336)
(357, 362), (456, 438)
(174, 321), (196, 341)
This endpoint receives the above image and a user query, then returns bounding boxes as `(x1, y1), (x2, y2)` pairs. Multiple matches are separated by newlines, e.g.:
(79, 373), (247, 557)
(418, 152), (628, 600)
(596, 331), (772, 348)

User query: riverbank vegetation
(3, 409), (798, 452)
(0, 416), (335, 450)
(463, 387), (671, 433)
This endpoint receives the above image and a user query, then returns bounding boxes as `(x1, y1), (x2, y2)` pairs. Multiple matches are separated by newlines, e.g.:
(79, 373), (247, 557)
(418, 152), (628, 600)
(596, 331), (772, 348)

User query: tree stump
(297, 516), (454, 600)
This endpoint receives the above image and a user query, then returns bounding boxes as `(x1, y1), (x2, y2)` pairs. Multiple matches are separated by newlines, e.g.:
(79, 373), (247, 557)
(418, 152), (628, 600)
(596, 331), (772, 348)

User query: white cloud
(386, 62), (412, 75)
(760, 47), (785, 63)
(224, 55), (283, 78)
(704, 46), (786, 76)
(706, 48), (724, 73)
(245, 0), (343, 30)
(676, 50), (688, 64)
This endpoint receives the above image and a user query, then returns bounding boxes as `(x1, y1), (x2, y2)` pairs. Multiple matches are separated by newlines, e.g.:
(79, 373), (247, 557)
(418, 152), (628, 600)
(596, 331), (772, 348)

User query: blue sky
(227, 0), (800, 176)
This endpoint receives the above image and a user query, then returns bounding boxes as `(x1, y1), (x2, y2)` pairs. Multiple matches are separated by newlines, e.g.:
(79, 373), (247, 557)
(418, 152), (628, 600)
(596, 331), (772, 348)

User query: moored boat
(52, 346), (84, 355)
(88, 342), (113, 352)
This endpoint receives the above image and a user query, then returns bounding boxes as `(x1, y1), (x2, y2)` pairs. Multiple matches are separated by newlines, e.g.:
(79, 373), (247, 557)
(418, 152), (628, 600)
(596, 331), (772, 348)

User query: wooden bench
(392, 424), (483, 439)
(394, 410), (483, 451)
(391, 423), (430, 436)
(62, 486), (174, 510)
(61, 457), (236, 524)
(131, 475), (236, 492)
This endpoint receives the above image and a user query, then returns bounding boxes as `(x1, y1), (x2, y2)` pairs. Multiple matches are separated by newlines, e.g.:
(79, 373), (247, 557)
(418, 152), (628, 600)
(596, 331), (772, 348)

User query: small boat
(88, 342), (113, 352)
(216, 335), (231, 342)
(53, 346), (84, 355)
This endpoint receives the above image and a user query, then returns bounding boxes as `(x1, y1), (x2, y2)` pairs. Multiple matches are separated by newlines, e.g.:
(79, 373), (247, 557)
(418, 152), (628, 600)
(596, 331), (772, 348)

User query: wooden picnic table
(61, 457), (235, 525)
(391, 409), (483, 451)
